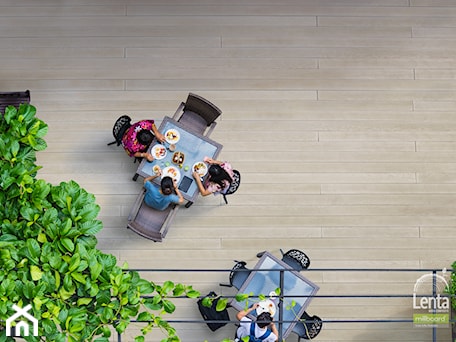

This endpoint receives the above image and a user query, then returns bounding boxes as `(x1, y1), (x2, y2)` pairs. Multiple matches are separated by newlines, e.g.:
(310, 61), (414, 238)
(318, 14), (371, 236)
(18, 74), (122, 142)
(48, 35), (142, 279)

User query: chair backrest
(0, 90), (31, 114)
(293, 313), (323, 340)
(223, 170), (241, 204)
(281, 249), (311, 271)
(112, 115), (132, 145)
(184, 92), (222, 126)
(127, 188), (179, 242)
(230, 260), (251, 290)
(174, 93), (221, 137)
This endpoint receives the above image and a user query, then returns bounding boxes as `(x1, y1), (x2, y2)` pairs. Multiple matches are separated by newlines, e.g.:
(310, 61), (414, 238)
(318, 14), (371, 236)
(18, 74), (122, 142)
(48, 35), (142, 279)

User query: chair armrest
(172, 102), (185, 120)
(127, 189), (146, 221)
(205, 121), (217, 137)
(159, 204), (180, 238)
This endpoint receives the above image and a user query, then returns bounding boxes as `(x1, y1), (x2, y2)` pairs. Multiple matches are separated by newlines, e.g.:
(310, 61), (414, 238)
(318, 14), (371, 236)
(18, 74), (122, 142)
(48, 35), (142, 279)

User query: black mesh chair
(107, 115), (131, 146)
(280, 249), (311, 271)
(0, 90), (31, 115)
(292, 311), (323, 340)
(220, 260), (251, 290)
(173, 93), (222, 137)
(223, 170), (241, 204)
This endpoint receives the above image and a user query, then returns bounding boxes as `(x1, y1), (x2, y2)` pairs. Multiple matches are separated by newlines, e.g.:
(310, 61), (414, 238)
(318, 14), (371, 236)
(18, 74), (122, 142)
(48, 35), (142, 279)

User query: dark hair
(160, 176), (174, 196)
(208, 164), (232, 188)
(137, 129), (154, 146)
(256, 312), (272, 328)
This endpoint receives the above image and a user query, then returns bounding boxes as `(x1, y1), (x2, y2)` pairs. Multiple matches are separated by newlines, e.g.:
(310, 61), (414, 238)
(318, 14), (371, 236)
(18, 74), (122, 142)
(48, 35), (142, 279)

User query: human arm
(144, 173), (160, 184)
(151, 122), (165, 143)
(203, 157), (223, 165)
(135, 151), (154, 162)
(192, 171), (212, 196)
(173, 180), (185, 204)
(236, 303), (259, 321)
(270, 321), (279, 342)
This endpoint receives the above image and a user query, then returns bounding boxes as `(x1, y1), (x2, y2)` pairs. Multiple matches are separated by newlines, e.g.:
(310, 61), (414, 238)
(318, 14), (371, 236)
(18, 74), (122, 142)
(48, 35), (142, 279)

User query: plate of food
(162, 166), (181, 183)
(152, 144), (167, 160)
(192, 161), (208, 177)
(256, 299), (276, 317)
(165, 129), (180, 144)
(172, 151), (185, 165)
(152, 165), (161, 175)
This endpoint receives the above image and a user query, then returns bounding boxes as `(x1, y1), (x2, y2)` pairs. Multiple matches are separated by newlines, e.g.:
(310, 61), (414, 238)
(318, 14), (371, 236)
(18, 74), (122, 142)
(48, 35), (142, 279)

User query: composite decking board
(3, 0), (456, 341)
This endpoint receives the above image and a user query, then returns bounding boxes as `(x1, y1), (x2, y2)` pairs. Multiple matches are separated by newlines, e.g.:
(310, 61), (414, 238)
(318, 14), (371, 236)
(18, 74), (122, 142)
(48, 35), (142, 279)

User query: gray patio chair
(127, 187), (179, 242)
(0, 90), (31, 114)
(173, 92), (222, 137)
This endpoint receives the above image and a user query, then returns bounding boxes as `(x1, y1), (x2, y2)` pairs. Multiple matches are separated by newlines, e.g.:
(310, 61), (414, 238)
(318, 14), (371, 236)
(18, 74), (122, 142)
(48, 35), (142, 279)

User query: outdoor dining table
(230, 252), (320, 340)
(134, 116), (223, 203)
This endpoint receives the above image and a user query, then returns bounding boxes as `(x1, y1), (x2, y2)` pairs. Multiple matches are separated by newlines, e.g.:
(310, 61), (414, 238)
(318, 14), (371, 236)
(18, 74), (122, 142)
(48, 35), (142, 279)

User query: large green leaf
(0, 104), (199, 341)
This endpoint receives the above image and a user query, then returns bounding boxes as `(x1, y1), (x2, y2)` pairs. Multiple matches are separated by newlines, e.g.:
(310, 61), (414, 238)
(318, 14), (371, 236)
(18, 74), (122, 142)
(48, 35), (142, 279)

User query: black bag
(197, 291), (230, 331)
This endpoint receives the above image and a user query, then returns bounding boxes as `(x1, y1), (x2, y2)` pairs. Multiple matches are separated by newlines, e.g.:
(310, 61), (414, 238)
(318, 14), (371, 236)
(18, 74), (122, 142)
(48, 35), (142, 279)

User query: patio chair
(0, 90), (31, 114)
(223, 170), (241, 204)
(127, 187), (179, 242)
(292, 311), (323, 340)
(173, 93), (222, 137)
(107, 114), (131, 146)
(220, 260), (251, 290)
(280, 249), (311, 271)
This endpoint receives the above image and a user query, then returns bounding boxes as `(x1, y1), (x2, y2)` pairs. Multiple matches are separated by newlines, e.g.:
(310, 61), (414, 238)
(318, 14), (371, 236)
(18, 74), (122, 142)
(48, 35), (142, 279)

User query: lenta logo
(412, 269), (450, 327)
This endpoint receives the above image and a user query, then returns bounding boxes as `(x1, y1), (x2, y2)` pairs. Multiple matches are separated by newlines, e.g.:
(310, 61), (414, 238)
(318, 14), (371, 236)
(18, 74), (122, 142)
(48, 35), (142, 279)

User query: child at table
(192, 157), (234, 196)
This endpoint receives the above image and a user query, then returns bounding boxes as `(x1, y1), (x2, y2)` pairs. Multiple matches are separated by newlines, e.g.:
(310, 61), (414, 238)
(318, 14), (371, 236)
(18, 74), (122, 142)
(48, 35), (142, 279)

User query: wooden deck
(2, 0), (456, 340)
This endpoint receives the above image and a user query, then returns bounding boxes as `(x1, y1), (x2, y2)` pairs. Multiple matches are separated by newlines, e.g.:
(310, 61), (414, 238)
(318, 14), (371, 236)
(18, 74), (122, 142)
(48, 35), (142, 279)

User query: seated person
(235, 303), (278, 342)
(192, 157), (234, 196)
(143, 173), (184, 211)
(122, 119), (165, 161)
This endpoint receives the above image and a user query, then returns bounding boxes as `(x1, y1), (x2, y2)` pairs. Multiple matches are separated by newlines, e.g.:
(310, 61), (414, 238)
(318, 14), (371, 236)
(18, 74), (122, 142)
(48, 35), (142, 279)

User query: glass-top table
(231, 252), (320, 340)
(134, 116), (223, 202)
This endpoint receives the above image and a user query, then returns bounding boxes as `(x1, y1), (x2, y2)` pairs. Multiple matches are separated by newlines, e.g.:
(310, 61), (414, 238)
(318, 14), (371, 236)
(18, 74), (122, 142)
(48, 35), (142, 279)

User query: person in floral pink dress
(121, 119), (165, 161)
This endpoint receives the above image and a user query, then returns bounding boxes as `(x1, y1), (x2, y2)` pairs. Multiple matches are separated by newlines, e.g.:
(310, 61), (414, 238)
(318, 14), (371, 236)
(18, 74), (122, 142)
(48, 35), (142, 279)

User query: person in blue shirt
(143, 173), (184, 210)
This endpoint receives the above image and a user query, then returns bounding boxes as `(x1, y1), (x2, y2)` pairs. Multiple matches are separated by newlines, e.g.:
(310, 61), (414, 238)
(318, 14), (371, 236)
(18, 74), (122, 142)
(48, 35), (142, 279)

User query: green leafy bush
(0, 104), (199, 341)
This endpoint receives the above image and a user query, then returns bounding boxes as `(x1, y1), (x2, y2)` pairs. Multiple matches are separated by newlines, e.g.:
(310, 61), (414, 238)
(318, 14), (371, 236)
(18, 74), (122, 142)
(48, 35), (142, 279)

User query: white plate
(162, 166), (181, 183)
(256, 299), (276, 317)
(152, 165), (161, 175)
(165, 129), (180, 144)
(151, 144), (167, 160)
(192, 161), (208, 177)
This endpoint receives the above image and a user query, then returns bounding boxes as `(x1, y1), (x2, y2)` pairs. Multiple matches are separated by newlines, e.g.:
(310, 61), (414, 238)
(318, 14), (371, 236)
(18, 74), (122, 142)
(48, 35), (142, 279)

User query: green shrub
(0, 104), (199, 341)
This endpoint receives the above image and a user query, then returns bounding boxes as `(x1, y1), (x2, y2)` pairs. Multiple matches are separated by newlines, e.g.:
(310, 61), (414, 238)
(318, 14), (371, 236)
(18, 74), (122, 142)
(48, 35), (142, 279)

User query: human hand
(192, 171), (200, 179)
(145, 153), (154, 162)
(251, 303), (259, 310)
(156, 133), (166, 143)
